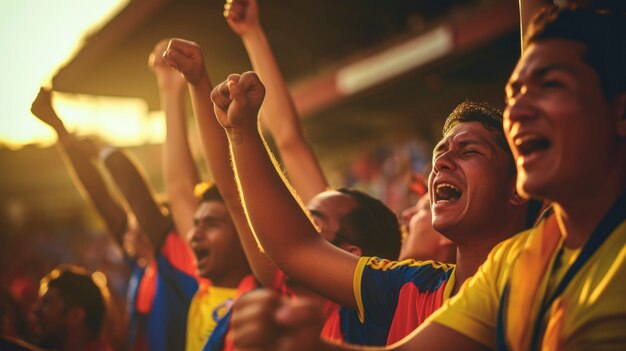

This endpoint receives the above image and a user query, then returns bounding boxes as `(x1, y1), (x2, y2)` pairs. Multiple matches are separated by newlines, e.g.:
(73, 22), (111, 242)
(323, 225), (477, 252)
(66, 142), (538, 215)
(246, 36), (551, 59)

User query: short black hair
(525, 6), (626, 97)
(442, 100), (514, 173)
(195, 181), (224, 203)
(335, 187), (402, 260)
(41, 265), (105, 339)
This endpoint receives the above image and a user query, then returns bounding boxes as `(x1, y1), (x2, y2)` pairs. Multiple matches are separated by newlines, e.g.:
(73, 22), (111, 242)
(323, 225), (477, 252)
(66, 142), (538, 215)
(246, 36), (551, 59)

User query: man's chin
(432, 216), (452, 230)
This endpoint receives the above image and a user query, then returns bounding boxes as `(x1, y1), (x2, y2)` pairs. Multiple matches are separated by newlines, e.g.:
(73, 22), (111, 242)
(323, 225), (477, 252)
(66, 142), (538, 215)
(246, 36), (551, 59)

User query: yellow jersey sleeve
(353, 256), (370, 323)
(426, 232), (529, 349)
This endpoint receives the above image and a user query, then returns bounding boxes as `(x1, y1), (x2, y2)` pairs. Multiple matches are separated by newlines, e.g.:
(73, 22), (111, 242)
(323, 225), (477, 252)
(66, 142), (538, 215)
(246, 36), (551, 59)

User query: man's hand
(31, 88), (65, 134)
(163, 38), (207, 86)
(211, 72), (265, 135)
(224, 0), (260, 37)
(149, 39), (187, 91)
(231, 289), (325, 351)
(123, 224), (155, 267)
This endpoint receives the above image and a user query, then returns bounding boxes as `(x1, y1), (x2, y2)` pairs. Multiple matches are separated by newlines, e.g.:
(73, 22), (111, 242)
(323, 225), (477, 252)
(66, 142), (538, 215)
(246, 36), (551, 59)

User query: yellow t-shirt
(430, 218), (626, 350)
(185, 283), (237, 351)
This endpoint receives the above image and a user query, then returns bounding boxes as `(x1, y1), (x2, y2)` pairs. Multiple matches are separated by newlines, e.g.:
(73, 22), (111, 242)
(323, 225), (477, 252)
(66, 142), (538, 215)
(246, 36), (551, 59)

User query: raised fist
(224, 0), (260, 36)
(149, 39), (186, 91)
(211, 71), (265, 132)
(163, 38), (207, 85)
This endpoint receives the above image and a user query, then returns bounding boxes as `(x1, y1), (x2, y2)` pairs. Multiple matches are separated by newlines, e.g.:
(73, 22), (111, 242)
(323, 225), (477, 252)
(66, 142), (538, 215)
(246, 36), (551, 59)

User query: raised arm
(101, 147), (172, 252)
(163, 38), (276, 286)
(149, 39), (199, 236)
(224, 0), (328, 203)
(30, 88), (127, 245)
(211, 72), (359, 308)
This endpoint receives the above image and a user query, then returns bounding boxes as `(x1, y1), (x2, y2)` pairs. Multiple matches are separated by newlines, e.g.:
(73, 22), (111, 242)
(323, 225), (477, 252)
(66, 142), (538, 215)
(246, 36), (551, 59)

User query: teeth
(436, 183), (459, 192)
(435, 183), (461, 204)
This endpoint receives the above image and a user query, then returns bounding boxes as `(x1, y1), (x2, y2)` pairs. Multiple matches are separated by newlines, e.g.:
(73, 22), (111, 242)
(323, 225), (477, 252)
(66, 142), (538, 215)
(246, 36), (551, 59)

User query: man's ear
(614, 92), (626, 138)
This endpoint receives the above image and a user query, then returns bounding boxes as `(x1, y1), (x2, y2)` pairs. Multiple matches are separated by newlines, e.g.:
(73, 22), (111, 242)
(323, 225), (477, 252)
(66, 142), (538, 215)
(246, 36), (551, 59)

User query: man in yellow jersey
(428, 5), (626, 350)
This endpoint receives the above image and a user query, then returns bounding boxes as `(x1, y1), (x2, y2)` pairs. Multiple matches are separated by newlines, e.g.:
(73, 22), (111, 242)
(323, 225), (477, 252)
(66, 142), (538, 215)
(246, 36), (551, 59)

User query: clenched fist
(163, 38), (207, 85)
(232, 289), (325, 351)
(211, 72), (265, 136)
(148, 39), (186, 91)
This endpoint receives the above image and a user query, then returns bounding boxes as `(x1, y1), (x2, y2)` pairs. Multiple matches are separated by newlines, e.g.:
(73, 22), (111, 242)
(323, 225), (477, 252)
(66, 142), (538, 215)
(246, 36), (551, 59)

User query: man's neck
(209, 268), (252, 289)
(451, 216), (527, 295)
(554, 154), (626, 248)
(554, 181), (625, 249)
(451, 241), (496, 296)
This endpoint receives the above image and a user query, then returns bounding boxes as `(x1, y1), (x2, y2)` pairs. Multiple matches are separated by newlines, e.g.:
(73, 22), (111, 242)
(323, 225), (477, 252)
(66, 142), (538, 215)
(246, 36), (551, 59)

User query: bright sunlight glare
(53, 92), (164, 146)
(0, 0), (137, 149)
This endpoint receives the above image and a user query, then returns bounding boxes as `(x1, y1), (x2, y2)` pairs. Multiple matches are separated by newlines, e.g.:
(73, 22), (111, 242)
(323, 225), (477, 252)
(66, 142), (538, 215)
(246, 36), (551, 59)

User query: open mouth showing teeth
(435, 183), (462, 203)
(515, 136), (550, 156)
